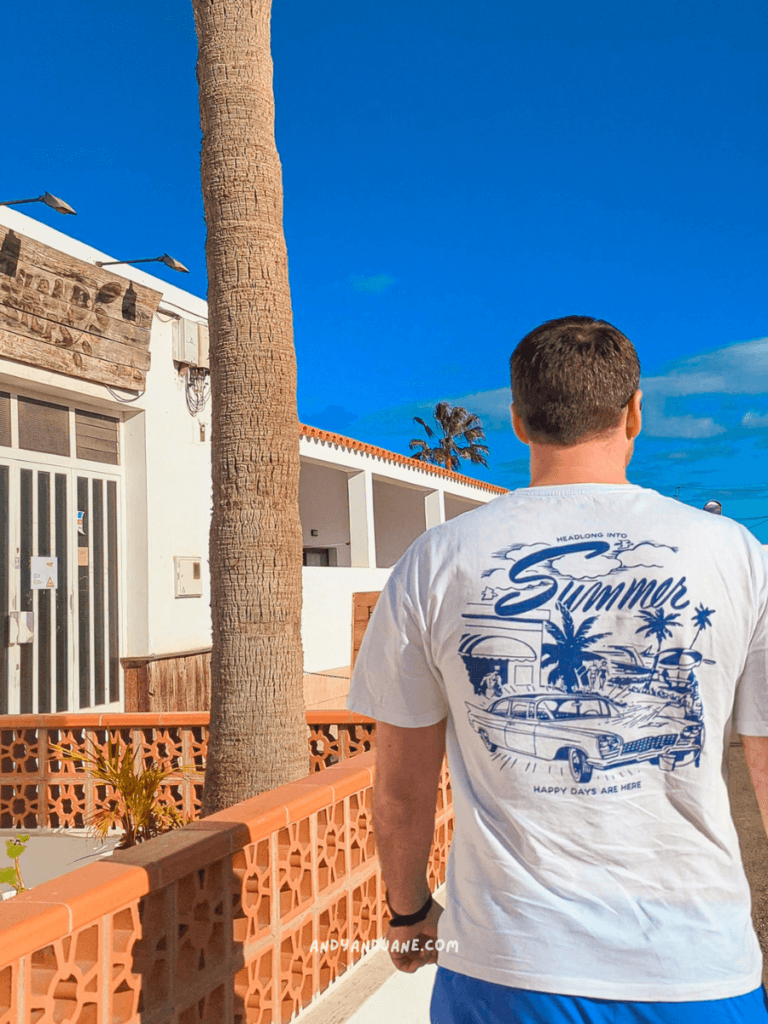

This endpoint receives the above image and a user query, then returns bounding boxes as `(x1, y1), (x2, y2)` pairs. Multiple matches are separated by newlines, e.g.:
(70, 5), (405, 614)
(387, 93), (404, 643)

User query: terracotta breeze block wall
(0, 751), (454, 1024)
(0, 714), (210, 830)
(0, 712), (375, 829)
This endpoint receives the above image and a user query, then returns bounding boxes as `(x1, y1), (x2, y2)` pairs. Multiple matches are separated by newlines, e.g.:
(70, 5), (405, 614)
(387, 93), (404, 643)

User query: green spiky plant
(0, 834), (29, 895)
(49, 739), (202, 849)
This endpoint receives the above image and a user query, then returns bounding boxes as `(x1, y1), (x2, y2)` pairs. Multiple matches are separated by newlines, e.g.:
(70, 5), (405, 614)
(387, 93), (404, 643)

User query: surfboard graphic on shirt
(459, 536), (712, 785)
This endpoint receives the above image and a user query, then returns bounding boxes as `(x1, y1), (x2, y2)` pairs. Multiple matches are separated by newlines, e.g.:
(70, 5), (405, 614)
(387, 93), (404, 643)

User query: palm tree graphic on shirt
(691, 605), (715, 648)
(635, 607), (682, 691)
(541, 603), (610, 693)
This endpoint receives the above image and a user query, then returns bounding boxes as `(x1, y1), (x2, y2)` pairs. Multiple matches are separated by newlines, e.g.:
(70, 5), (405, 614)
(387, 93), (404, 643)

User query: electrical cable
(106, 386), (145, 404)
(184, 366), (211, 415)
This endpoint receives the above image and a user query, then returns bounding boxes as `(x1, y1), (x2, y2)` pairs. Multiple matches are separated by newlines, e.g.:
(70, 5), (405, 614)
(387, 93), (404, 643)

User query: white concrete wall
(299, 461), (351, 567)
(302, 566), (392, 672)
(372, 477), (428, 568)
(142, 314), (212, 655)
(0, 207), (213, 660)
(445, 493), (484, 520)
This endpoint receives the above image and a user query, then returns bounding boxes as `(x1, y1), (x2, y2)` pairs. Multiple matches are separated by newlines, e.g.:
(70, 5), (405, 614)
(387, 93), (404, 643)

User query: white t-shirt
(347, 483), (768, 1001)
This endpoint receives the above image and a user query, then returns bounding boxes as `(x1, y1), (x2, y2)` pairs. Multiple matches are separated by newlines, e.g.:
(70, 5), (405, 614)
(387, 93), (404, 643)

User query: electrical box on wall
(197, 324), (210, 370)
(174, 556), (203, 598)
(172, 318), (203, 366)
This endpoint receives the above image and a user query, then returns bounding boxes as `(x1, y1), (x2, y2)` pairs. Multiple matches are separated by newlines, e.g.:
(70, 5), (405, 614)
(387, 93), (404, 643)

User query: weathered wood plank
(0, 269), (154, 352)
(351, 591), (381, 669)
(0, 228), (160, 335)
(0, 305), (152, 371)
(0, 326), (146, 390)
(0, 226), (160, 388)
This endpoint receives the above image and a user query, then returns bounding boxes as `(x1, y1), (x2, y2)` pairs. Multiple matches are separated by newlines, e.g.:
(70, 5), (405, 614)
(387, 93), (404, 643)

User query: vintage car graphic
(465, 693), (704, 783)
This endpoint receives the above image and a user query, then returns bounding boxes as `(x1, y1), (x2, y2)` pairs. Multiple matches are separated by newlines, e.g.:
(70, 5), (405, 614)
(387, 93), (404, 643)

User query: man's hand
(372, 719), (447, 972)
(386, 900), (444, 973)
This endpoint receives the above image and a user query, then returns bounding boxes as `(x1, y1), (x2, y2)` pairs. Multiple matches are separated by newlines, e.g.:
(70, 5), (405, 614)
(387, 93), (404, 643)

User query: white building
(0, 207), (506, 715)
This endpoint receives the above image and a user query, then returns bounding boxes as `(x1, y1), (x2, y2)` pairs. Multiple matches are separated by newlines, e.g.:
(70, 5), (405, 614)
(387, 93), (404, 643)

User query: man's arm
(373, 718), (447, 972)
(740, 735), (768, 837)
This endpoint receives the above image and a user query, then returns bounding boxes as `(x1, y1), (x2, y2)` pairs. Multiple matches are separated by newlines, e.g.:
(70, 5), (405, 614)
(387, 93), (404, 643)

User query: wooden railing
(0, 750), (454, 1023)
(0, 711), (375, 830)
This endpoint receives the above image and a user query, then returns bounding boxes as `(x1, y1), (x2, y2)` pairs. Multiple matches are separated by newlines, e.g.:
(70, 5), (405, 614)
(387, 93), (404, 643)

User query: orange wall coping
(0, 712), (212, 728)
(0, 710), (368, 728)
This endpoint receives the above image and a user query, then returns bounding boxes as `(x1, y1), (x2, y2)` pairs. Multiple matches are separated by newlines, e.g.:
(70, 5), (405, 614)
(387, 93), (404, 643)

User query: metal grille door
(2, 463), (121, 713)
(13, 465), (70, 713)
(76, 474), (120, 708)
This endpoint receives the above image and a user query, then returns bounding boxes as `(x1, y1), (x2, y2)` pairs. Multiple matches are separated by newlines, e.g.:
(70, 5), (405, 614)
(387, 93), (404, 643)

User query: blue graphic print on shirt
(460, 537), (713, 785)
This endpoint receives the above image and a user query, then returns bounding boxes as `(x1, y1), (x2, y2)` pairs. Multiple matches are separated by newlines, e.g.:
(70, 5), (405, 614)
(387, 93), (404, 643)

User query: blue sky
(5, 0), (768, 537)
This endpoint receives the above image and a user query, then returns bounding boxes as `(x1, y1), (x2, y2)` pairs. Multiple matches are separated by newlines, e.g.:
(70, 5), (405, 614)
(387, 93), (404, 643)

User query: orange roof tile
(299, 423), (509, 494)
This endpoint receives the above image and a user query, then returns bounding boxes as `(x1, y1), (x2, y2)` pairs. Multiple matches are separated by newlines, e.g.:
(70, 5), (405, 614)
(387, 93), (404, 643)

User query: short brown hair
(510, 315), (640, 446)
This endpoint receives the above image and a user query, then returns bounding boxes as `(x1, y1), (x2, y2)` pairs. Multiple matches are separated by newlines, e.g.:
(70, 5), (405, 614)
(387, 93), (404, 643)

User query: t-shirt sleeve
(733, 547), (768, 736)
(346, 541), (450, 728)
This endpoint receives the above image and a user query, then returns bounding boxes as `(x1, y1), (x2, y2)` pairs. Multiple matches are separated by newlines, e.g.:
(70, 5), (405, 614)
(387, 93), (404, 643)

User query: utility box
(197, 323), (210, 369)
(174, 556), (203, 598)
(171, 318), (200, 366)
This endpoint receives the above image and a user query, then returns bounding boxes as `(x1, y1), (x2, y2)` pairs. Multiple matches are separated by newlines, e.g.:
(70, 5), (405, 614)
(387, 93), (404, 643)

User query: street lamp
(0, 192), (77, 215)
(95, 253), (189, 273)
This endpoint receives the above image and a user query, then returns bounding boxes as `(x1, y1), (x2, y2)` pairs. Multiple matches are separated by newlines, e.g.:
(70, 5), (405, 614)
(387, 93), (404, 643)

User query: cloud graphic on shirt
(487, 542), (622, 581)
(484, 539), (680, 582)
(615, 541), (678, 570)
(541, 550), (624, 580)
(490, 542), (549, 562)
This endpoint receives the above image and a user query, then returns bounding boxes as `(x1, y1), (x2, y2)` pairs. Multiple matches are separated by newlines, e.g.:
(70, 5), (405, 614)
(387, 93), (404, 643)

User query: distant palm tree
(409, 402), (489, 472)
(635, 607), (682, 691)
(541, 603), (610, 693)
(691, 604), (715, 647)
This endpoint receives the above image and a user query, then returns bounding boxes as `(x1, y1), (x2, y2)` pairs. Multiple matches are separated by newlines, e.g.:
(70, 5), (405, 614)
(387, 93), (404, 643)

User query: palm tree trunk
(192, 0), (307, 812)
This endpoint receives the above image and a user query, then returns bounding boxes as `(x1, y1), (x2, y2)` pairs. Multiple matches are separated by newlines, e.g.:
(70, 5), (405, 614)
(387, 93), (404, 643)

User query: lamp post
(0, 192), (76, 215)
(95, 254), (189, 273)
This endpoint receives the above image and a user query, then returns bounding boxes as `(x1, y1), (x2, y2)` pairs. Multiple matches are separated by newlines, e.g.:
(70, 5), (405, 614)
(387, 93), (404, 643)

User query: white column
(424, 488), (445, 530)
(347, 470), (377, 567)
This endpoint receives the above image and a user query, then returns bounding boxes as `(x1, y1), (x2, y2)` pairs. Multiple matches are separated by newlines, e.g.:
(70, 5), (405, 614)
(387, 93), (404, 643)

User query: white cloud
(742, 410), (768, 428)
(351, 274), (395, 295)
(640, 336), (768, 438)
(641, 412), (726, 439)
(444, 387), (512, 430)
(642, 337), (768, 398)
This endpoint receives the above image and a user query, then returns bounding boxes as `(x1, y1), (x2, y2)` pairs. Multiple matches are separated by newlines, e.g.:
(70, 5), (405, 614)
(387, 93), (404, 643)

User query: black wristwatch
(386, 893), (433, 928)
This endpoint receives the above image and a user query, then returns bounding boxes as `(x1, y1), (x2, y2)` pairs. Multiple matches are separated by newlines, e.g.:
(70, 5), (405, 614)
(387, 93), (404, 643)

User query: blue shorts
(430, 967), (768, 1024)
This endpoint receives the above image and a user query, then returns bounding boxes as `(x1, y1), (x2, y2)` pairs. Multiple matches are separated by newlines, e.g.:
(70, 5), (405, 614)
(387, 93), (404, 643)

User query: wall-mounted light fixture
(0, 192), (76, 215)
(96, 253), (189, 273)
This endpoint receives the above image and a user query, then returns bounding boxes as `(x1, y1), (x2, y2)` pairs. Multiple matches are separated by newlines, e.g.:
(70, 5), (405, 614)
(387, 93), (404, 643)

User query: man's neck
(527, 439), (631, 487)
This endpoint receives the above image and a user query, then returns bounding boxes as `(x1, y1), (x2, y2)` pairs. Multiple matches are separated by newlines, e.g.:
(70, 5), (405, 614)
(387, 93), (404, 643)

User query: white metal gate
(1, 460), (121, 714)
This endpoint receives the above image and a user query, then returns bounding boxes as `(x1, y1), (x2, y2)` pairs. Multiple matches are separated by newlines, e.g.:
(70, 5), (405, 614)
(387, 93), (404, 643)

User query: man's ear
(511, 405), (530, 446)
(626, 390), (642, 440)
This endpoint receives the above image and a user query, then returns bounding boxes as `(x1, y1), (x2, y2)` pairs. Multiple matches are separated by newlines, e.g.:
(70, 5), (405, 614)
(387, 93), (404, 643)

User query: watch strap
(386, 893), (433, 928)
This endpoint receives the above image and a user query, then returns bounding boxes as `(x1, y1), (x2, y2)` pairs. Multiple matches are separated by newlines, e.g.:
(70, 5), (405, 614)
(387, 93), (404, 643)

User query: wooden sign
(0, 227), (162, 391)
